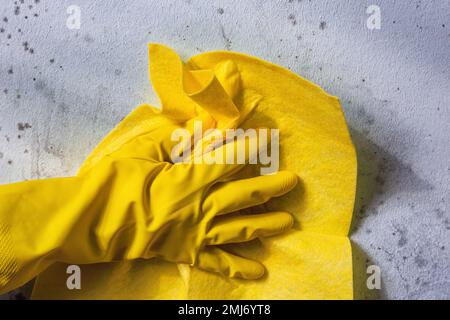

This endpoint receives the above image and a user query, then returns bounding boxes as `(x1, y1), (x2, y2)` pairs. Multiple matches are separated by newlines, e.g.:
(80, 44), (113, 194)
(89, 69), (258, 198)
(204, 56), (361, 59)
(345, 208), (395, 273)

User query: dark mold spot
(17, 122), (32, 131)
(375, 174), (385, 187)
(357, 107), (375, 126)
(7, 160), (12, 165)
(288, 14), (297, 25)
(34, 80), (45, 90)
(444, 218), (450, 230)
(217, 8), (224, 15)
(414, 255), (428, 268)
(49, 58), (55, 63)
(3, 17), (7, 23)
(435, 208), (444, 219)
(0, 28), (4, 33)
(220, 25), (231, 51)
(14, 6), (20, 15)
(319, 21), (326, 30)
(33, 80), (57, 103)
(7, 67), (13, 74)
(394, 225), (408, 247)
(83, 34), (94, 43)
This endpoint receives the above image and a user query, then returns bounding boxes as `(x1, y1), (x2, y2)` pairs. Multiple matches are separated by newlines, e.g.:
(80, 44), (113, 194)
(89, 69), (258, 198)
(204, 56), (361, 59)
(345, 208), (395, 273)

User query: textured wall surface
(0, 0), (449, 299)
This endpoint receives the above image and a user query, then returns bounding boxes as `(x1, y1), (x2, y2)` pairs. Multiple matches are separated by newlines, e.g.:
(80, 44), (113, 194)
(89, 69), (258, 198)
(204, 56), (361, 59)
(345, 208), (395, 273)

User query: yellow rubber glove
(31, 44), (356, 300)
(0, 118), (298, 294)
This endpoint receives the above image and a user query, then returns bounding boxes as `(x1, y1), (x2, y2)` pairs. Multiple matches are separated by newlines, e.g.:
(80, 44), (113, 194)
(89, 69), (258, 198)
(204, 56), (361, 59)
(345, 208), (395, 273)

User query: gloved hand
(0, 112), (297, 294)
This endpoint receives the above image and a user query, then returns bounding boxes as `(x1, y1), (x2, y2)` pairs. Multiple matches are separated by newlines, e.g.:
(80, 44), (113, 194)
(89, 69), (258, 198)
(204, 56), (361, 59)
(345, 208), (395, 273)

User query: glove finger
(196, 246), (265, 279)
(205, 211), (294, 245)
(186, 130), (266, 185)
(202, 171), (297, 216)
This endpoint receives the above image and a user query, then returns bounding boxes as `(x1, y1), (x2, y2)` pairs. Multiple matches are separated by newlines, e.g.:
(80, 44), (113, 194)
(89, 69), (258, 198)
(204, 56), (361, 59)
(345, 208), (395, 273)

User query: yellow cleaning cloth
(32, 44), (357, 300)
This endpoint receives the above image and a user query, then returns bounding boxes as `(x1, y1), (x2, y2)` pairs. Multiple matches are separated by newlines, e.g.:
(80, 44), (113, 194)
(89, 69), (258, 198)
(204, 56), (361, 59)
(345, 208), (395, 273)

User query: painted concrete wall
(0, 0), (449, 299)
